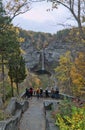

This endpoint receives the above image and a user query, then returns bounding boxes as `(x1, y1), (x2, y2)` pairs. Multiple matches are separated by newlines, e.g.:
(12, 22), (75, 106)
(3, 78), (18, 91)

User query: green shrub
(0, 110), (12, 121)
(55, 99), (85, 130)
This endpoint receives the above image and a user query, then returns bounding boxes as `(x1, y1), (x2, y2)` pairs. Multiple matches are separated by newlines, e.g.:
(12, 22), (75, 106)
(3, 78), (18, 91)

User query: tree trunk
(1, 55), (5, 102)
(10, 78), (14, 97)
(16, 82), (19, 95)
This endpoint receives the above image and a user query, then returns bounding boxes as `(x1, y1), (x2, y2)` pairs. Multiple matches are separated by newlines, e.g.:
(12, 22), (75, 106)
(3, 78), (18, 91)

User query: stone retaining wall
(0, 98), (29, 130)
(21, 91), (74, 100)
(59, 93), (74, 100)
(44, 100), (59, 130)
(44, 93), (74, 130)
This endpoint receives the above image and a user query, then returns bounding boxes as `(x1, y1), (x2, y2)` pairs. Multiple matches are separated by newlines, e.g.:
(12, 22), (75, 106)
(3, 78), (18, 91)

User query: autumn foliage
(70, 52), (85, 96)
(55, 51), (85, 97)
(55, 99), (85, 130)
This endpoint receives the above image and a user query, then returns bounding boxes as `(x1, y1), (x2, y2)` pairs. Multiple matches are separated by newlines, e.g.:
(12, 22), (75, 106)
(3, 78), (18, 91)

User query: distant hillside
(19, 29), (53, 49)
(19, 28), (85, 73)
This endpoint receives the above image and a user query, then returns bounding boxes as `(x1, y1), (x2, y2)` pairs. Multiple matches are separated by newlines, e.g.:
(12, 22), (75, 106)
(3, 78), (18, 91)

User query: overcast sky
(12, 1), (77, 34)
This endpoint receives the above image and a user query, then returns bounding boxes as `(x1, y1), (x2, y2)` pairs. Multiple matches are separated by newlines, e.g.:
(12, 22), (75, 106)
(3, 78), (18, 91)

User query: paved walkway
(19, 97), (46, 130)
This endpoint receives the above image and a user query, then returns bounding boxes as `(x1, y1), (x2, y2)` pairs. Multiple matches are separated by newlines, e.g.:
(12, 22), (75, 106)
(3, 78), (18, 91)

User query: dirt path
(19, 97), (46, 130)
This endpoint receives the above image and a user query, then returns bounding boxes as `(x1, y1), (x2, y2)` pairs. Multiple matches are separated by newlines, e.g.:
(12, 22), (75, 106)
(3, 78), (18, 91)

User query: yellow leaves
(15, 27), (19, 34)
(71, 67), (82, 84)
(34, 78), (41, 86)
(7, 26), (25, 44)
(55, 51), (85, 96)
(64, 116), (71, 123)
(73, 52), (85, 80)
(19, 37), (25, 43)
(59, 51), (71, 65)
(76, 31), (79, 35)
(20, 47), (26, 54)
(56, 106), (85, 130)
(75, 53), (85, 76)
(70, 52), (85, 96)
(55, 51), (72, 84)
(59, 56), (67, 65)
(71, 112), (85, 130)
(71, 67), (83, 95)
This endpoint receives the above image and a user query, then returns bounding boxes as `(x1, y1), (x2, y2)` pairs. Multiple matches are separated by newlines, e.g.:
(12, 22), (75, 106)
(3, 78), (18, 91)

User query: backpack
(36, 88), (40, 94)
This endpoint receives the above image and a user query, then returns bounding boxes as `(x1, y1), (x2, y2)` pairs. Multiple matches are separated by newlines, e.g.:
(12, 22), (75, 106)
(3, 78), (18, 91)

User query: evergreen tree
(8, 54), (27, 95)
(0, 1), (11, 101)
(0, 1), (20, 100)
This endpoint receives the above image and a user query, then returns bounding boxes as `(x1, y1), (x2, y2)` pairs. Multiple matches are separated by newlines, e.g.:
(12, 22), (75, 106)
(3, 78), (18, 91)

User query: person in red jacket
(29, 87), (33, 99)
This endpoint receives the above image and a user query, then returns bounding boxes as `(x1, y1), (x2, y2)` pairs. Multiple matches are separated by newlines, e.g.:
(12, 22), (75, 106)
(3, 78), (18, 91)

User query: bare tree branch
(4, 0), (31, 22)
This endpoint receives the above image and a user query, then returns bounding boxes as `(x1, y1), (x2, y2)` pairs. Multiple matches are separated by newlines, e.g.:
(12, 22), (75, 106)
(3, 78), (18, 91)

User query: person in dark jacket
(25, 88), (30, 99)
(51, 87), (55, 98)
(40, 88), (43, 97)
(55, 88), (59, 99)
(45, 88), (49, 98)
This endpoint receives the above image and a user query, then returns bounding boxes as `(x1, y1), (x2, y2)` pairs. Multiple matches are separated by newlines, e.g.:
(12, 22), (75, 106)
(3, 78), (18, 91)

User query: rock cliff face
(21, 41), (84, 72)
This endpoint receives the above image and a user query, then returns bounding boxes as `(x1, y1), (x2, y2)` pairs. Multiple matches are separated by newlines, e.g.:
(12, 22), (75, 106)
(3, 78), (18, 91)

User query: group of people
(25, 87), (43, 99)
(25, 87), (33, 99)
(25, 87), (59, 99)
(51, 87), (59, 99)
(36, 87), (43, 99)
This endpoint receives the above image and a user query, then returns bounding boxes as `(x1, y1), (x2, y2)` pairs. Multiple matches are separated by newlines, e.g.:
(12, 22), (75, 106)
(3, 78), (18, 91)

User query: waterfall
(41, 49), (45, 70)
(35, 48), (51, 76)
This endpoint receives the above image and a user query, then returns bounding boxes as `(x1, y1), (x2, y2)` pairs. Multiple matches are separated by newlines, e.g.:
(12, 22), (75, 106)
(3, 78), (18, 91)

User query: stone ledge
(0, 98), (29, 130)
(44, 100), (59, 130)
(46, 111), (58, 130)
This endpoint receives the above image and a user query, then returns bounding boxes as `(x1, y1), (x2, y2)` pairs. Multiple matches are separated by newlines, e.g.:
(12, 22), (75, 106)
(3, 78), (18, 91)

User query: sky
(12, 1), (77, 34)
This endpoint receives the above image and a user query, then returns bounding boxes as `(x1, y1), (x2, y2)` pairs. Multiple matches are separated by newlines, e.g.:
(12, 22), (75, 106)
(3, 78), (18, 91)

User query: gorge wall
(21, 41), (85, 73)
